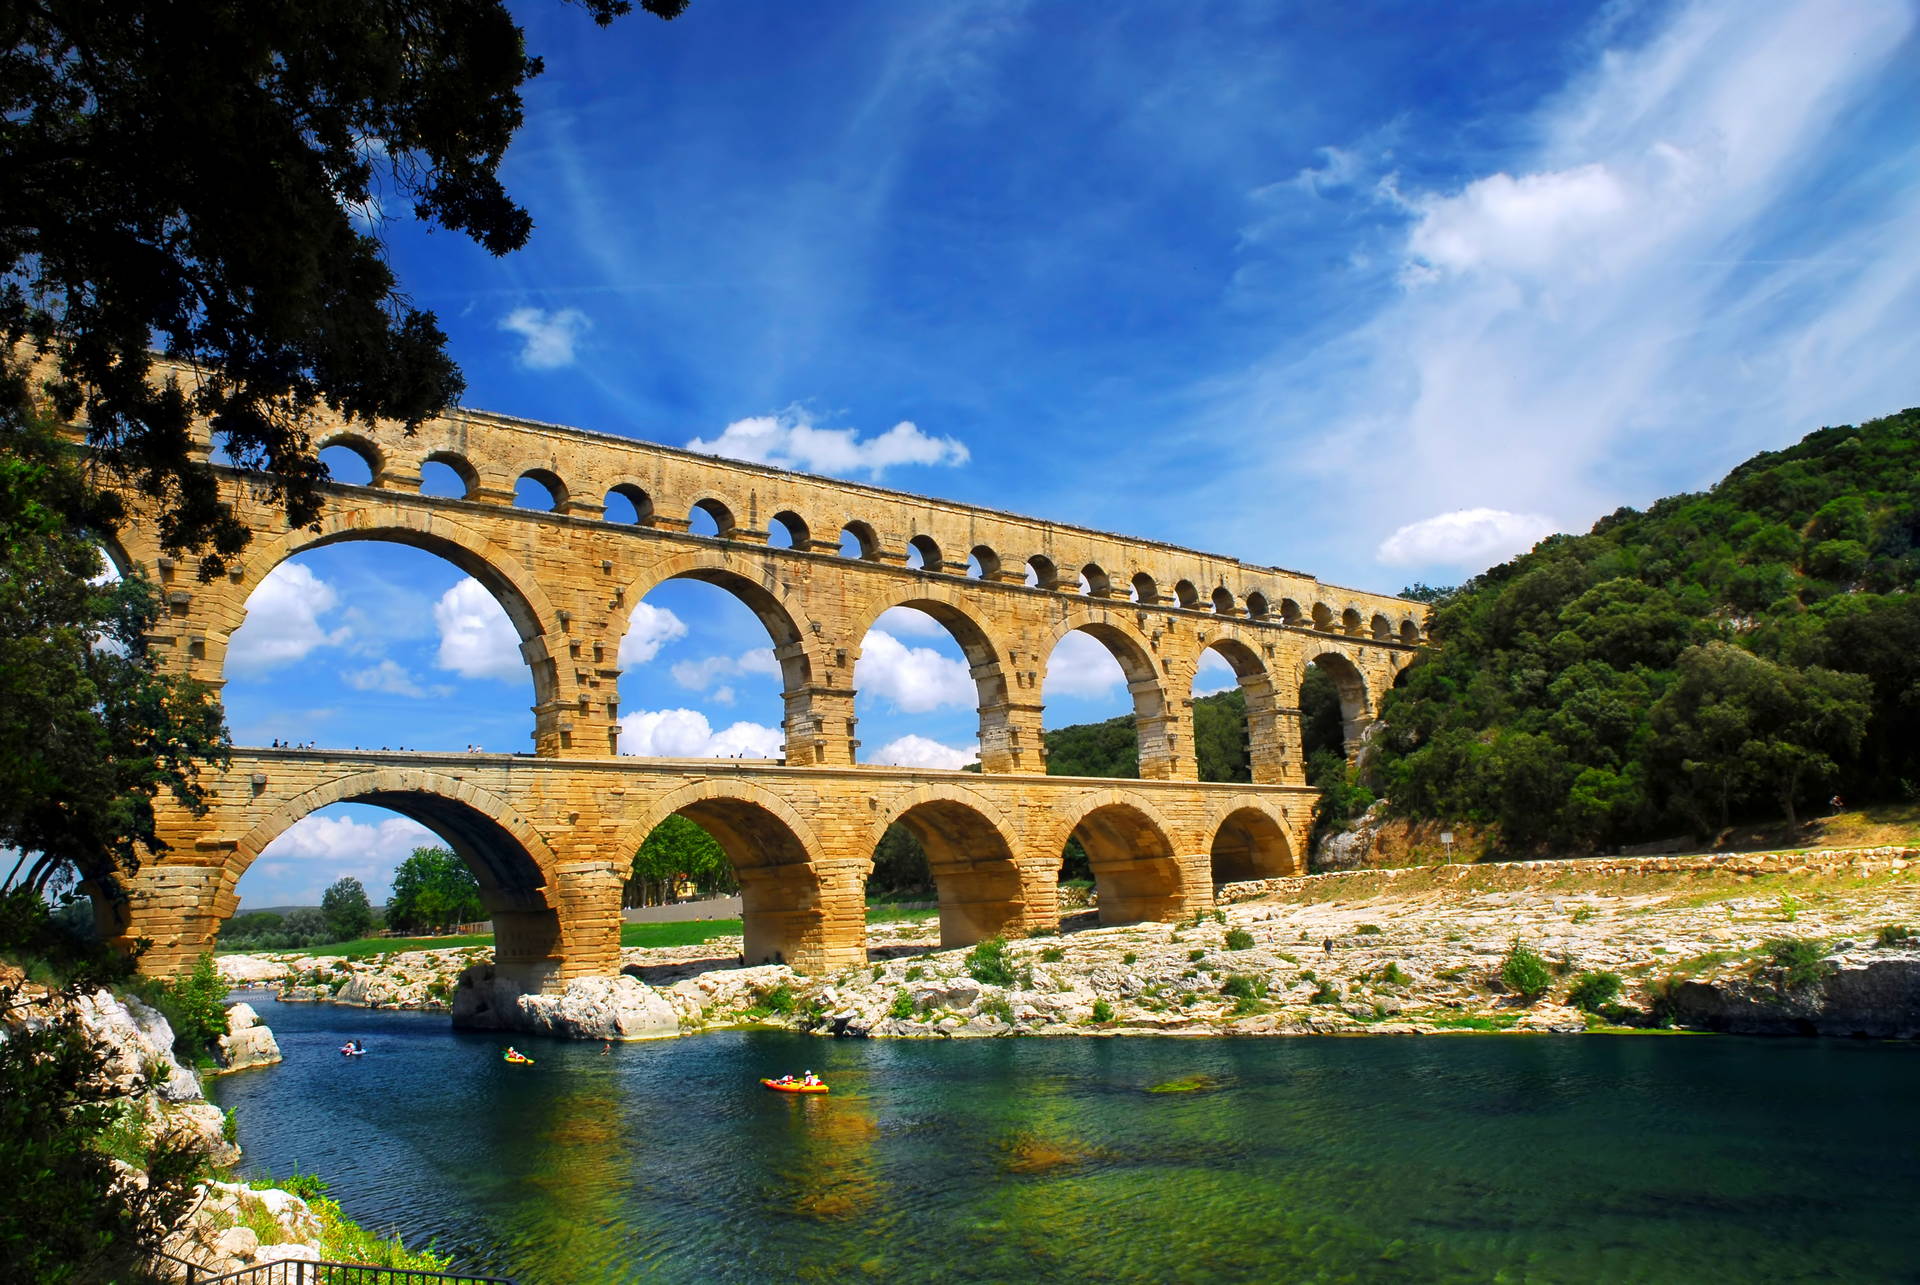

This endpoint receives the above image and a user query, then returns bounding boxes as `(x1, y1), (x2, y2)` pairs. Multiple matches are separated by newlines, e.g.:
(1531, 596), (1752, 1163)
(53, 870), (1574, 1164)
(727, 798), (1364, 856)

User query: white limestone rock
(214, 1002), (283, 1073)
(453, 965), (682, 1040)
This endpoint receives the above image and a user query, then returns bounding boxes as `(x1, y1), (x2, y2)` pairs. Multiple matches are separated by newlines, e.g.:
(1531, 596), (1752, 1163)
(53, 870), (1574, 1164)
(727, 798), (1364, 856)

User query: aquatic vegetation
(1146, 1073), (1222, 1094)
(998, 1132), (1096, 1174)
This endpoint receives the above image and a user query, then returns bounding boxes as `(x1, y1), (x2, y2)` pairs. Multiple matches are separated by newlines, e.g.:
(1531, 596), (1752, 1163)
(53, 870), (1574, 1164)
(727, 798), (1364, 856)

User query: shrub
(1378, 961), (1410, 987)
(870, 964), (884, 980)
(141, 952), (231, 1062)
(1570, 905), (1595, 924)
(904, 965), (925, 982)
(1764, 938), (1828, 989)
(1308, 981), (1338, 1004)
(1121, 951), (1137, 965)
(965, 937), (1016, 987)
(1040, 946), (1065, 963)
(1220, 974), (1265, 1001)
(758, 983), (796, 1015)
(1567, 971), (1623, 1014)
(1645, 974), (1686, 1027)
(1356, 924), (1382, 936)
(1188, 949), (1206, 962)
(980, 996), (1014, 1023)
(888, 990), (917, 1021)
(1499, 940), (1552, 1001)
(1777, 893), (1804, 923)
(1090, 999), (1114, 1023)
(1224, 928), (1254, 951)
(1876, 924), (1914, 946)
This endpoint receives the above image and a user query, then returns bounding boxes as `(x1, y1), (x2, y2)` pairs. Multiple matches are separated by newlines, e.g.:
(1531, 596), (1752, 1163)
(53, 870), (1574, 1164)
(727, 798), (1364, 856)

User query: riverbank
(217, 847), (1920, 1041)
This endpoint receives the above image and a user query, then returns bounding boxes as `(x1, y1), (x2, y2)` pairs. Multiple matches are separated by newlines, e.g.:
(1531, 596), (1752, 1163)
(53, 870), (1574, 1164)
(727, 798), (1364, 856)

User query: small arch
(768, 511), (810, 550)
(907, 534), (943, 572)
(420, 451), (477, 500)
(967, 545), (999, 580)
(1342, 607), (1365, 636)
(1311, 602), (1335, 631)
(1371, 612), (1394, 640)
(1210, 806), (1296, 884)
(690, 497), (737, 539)
(1174, 579), (1200, 609)
(1244, 591), (1270, 620)
(840, 521), (881, 560)
(1081, 564), (1111, 597)
(1399, 618), (1421, 645)
(515, 469), (567, 513)
(1027, 555), (1060, 590)
(1280, 598), (1304, 626)
(317, 436), (380, 486)
(603, 483), (654, 526)
(1211, 586), (1236, 615)
(1131, 572), (1159, 605)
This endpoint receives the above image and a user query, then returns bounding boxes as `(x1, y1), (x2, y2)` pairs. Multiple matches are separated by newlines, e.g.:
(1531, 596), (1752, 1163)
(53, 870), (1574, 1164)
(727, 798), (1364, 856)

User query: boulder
(216, 955), (291, 985)
(453, 965), (682, 1041)
(1670, 951), (1920, 1038)
(214, 1002), (282, 1074)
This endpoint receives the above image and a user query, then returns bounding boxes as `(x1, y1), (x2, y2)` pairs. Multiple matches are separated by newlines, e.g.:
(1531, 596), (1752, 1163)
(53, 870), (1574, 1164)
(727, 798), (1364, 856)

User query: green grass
(220, 932), (495, 959)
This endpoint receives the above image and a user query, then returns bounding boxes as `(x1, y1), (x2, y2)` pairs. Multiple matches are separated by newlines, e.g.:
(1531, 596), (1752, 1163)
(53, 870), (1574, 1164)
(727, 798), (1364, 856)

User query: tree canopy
(320, 876), (376, 941)
(624, 815), (736, 907)
(384, 847), (484, 934)
(1372, 406), (1919, 850)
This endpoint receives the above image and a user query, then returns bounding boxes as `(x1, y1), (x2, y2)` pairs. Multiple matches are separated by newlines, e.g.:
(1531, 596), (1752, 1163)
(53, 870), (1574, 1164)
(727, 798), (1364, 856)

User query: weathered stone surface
(214, 1002), (283, 1073)
(1671, 951), (1920, 1038)
(452, 963), (681, 1040)
(217, 955), (291, 985)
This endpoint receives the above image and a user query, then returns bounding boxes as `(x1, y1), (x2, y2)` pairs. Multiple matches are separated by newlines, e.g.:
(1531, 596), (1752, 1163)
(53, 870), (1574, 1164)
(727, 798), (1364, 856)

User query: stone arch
(1081, 563), (1112, 597)
(1174, 579), (1200, 609)
(1311, 601), (1335, 631)
(1192, 635), (1284, 785)
(1399, 617), (1421, 645)
(869, 783), (1028, 947)
(316, 430), (384, 486)
(220, 769), (575, 988)
(1279, 597), (1304, 626)
(841, 520), (882, 561)
(967, 545), (1001, 580)
(689, 495), (740, 538)
(1244, 591), (1270, 620)
(1303, 648), (1374, 758)
(907, 533), (944, 572)
(1130, 571), (1159, 605)
(218, 506), (571, 748)
(1043, 611), (1176, 779)
(420, 450), (478, 500)
(1053, 792), (1189, 925)
(1341, 606), (1365, 636)
(1211, 585), (1237, 615)
(851, 589), (1014, 768)
(515, 467), (568, 512)
(604, 482), (655, 525)
(1209, 803), (1297, 884)
(1370, 612), (1394, 641)
(617, 779), (834, 970)
(1027, 554), (1060, 590)
(768, 509), (811, 549)
(618, 549), (821, 762)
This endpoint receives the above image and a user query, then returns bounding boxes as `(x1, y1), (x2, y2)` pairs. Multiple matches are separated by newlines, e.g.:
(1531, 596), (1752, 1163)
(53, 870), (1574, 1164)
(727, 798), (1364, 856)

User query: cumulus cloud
(670, 647), (779, 691)
(854, 630), (975, 713)
(617, 708), (784, 759)
(866, 734), (979, 770)
(1193, 649), (1237, 695)
(1376, 508), (1559, 568)
(873, 606), (951, 639)
(433, 578), (523, 681)
(248, 810), (439, 905)
(1043, 630), (1127, 700)
(618, 602), (689, 668)
(226, 563), (351, 676)
(686, 408), (969, 479)
(499, 306), (591, 369)
(341, 659), (450, 699)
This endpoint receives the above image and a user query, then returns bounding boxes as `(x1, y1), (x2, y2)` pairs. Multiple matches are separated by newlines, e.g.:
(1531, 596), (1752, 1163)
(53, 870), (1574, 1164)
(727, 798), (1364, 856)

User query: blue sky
(227, 0), (1920, 908)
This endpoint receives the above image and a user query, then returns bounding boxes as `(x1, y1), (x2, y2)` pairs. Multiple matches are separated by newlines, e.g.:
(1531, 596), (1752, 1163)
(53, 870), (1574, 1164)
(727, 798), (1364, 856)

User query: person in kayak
(802, 1070), (821, 1087)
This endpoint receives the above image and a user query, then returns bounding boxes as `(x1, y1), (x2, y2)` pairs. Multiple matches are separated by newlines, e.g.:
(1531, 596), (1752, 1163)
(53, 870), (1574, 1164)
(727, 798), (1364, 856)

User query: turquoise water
(212, 993), (1920, 1283)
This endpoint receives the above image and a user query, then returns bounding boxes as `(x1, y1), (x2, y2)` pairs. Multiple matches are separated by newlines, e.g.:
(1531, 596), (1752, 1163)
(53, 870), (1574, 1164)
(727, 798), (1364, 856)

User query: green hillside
(1372, 406), (1920, 852)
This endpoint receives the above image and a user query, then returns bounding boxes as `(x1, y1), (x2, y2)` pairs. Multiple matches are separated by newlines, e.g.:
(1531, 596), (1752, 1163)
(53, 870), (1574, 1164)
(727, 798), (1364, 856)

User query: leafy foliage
(1044, 688), (1253, 781)
(867, 823), (934, 900)
(320, 877), (375, 942)
(132, 952), (230, 1063)
(1499, 940), (1552, 1001)
(384, 847), (484, 934)
(1371, 408), (1920, 849)
(1567, 971), (1623, 1014)
(964, 936), (1016, 988)
(1763, 938), (1829, 989)
(625, 815), (736, 907)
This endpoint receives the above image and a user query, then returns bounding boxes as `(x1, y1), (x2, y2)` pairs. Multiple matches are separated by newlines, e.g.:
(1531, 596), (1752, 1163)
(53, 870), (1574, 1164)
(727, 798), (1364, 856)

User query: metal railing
(159, 1252), (513, 1285)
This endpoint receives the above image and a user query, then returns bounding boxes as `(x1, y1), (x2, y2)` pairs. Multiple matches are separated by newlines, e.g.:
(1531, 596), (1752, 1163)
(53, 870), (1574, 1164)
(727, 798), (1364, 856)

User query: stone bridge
(106, 374), (1423, 982)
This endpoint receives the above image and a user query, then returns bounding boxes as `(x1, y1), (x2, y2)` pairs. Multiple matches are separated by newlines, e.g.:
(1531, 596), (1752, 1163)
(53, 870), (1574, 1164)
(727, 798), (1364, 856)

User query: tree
(625, 816), (735, 907)
(1, 0), (688, 576)
(320, 876), (375, 942)
(385, 847), (484, 934)
(867, 825), (932, 901)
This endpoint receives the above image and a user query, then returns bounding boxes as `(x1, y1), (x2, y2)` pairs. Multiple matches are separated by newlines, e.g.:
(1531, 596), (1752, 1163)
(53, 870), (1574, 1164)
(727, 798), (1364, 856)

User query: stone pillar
(1015, 861), (1064, 934)
(739, 858), (866, 973)
(1267, 707), (1307, 786)
(124, 863), (226, 978)
(978, 699), (1046, 774)
(554, 859), (624, 982)
(1135, 678), (1194, 781)
(783, 684), (857, 766)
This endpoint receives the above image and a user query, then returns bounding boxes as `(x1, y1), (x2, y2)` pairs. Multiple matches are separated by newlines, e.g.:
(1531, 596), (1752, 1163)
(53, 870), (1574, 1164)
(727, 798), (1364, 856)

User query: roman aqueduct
(106, 389), (1423, 987)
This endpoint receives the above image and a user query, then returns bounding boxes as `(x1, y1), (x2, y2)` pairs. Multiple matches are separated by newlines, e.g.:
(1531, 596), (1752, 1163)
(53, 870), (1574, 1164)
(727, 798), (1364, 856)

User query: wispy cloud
(499, 306), (591, 369)
(432, 578), (524, 682)
(1377, 508), (1557, 569)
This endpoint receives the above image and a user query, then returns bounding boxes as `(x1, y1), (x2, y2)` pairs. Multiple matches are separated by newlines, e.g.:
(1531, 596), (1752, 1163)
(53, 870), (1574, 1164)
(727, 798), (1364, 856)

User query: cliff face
(1672, 950), (1920, 1038)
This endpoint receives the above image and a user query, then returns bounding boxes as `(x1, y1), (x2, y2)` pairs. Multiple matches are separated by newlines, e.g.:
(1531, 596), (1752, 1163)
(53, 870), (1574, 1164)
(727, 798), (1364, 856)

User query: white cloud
(1043, 630), (1127, 700)
(873, 606), (950, 639)
(340, 659), (450, 699)
(1376, 508), (1559, 568)
(670, 647), (778, 690)
(617, 708), (784, 759)
(686, 408), (969, 479)
(249, 810), (439, 905)
(1212, 0), (1920, 580)
(433, 578), (523, 682)
(618, 601), (689, 668)
(854, 630), (975, 713)
(1193, 649), (1236, 695)
(499, 306), (591, 369)
(866, 734), (979, 770)
(227, 563), (351, 676)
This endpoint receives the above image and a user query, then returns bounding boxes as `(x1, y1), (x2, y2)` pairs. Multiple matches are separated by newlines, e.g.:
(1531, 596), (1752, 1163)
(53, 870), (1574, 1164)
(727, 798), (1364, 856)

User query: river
(211, 992), (1920, 1283)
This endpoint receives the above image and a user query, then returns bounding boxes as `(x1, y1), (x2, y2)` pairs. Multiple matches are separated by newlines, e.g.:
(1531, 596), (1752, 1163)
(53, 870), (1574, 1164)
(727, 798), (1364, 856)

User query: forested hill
(1372, 406), (1920, 852)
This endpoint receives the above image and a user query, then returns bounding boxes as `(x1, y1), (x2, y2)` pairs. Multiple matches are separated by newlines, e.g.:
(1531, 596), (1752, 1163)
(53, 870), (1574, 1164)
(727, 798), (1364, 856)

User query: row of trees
(1367, 408), (1918, 851)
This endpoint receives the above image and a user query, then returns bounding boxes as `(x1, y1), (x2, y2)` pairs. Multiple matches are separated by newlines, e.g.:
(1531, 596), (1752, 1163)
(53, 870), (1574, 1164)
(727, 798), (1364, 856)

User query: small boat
(761, 1077), (828, 1094)
(503, 1052), (534, 1065)
(340, 1044), (365, 1057)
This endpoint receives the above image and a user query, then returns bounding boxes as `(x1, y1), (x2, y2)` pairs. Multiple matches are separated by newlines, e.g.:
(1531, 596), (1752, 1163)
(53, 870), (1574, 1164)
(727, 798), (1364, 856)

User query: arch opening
(1026, 555), (1059, 590)
(1041, 623), (1168, 780)
(1174, 580), (1200, 609)
(840, 522), (881, 561)
(670, 796), (823, 967)
(906, 534), (942, 572)
(419, 453), (474, 500)
(1399, 618), (1421, 645)
(769, 511), (809, 550)
(1081, 564), (1111, 597)
(1212, 586), (1237, 615)
(1130, 572), (1159, 605)
(1209, 808), (1295, 885)
(967, 546), (999, 580)
(1303, 652), (1370, 763)
(1192, 640), (1270, 785)
(880, 799), (1025, 947)
(514, 469), (566, 512)
(604, 484), (653, 526)
(318, 441), (376, 486)
(853, 603), (995, 772)
(623, 813), (739, 909)
(689, 498), (736, 539)
(1070, 802), (1183, 925)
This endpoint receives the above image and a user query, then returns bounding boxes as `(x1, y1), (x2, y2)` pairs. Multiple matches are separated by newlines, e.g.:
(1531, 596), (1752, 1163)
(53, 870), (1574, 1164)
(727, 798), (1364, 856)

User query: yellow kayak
(504, 1053), (534, 1065)
(761, 1077), (828, 1094)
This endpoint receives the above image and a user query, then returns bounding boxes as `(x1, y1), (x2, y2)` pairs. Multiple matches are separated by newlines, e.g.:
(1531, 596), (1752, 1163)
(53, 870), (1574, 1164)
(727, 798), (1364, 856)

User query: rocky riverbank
(217, 848), (1920, 1041)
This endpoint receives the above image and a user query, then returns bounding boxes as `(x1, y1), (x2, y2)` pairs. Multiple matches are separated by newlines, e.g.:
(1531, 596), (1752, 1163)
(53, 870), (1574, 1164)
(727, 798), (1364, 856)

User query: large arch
(215, 505), (571, 746)
(869, 783), (1027, 947)
(616, 780), (838, 970)
(1191, 635), (1287, 784)
(1043, 612), (1177, 779)
(1303, 648), (1373, 759)
(617, 550), (822, 762)
(1053, 792), (1189, 925)
(850, 588), (1016, 770)
(1208, 804), (1297, 884)
(220, 769), (571, 987)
